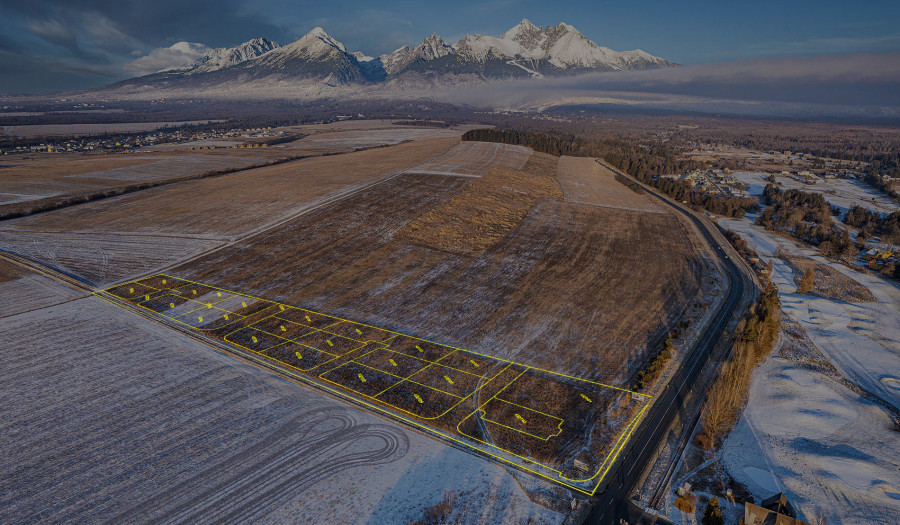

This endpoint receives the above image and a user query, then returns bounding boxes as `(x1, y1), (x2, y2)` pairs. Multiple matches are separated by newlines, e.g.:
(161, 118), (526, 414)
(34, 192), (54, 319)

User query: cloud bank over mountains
(124, 42), (213, 76)
(438, 52), (900, 118)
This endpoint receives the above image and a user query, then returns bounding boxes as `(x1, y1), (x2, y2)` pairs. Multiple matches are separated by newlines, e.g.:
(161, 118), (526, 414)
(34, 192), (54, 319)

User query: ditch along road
(582, 161), (759, 525)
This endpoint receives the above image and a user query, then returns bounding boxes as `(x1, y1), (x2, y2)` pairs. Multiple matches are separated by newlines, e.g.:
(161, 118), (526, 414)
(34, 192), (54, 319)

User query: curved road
(584, 163), (758, 524)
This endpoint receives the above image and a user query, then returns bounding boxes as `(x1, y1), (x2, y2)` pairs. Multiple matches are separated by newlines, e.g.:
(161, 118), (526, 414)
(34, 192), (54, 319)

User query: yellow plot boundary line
(108, 273), (651, 396)
(95, 273), (652, 495)
(478, 398), (565, 441)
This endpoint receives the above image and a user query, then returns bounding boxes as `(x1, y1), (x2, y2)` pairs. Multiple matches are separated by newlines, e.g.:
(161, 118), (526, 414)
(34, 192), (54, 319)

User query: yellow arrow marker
(389, 359), (397, 367)
(224, 315), (229, 320)
(242, 302), (247, 308)
(252, 336), (258, 343)
(279, 305), (285, 311)
(414, 393), (424, 404)
(326, 340), (334, 347)
(169, 302), (175, 308)
(295, 351), (303, 360)
(217, 292), (222, 297)
(469, 359), (480, 368)
(192, 289), (197, 295)
(444, 375), (454, 385)
(305, 315), (312, 322)
(415, 345), (424, 353)
(580, 393), (592, 403)
(129, 287), (134, 293)
(355, 328), (363, 335)
(280, 325), (286, 332)
(358, 373), (366, 383)
(198, 316), (204, 323)
(515, 413), (527, 425)
(162, 279), (166, 284)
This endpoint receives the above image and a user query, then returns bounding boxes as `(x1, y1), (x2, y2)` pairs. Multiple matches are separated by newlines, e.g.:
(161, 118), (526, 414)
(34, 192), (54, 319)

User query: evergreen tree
(702, 497), (724, 525)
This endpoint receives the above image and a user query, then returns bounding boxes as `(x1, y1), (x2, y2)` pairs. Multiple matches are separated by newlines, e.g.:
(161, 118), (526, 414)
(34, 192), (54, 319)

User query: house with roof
(744, 493), (810, 525)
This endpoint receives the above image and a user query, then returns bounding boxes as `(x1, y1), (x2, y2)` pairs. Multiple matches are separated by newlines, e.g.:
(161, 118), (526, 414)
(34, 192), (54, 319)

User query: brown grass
(174, 166), (709, 387)
(405, 141), (532, 177)
(399, 153), (563, 255)
(786, 256), (876, 303)
(0, 258), (24, 283)
(557, 156), (664, 213)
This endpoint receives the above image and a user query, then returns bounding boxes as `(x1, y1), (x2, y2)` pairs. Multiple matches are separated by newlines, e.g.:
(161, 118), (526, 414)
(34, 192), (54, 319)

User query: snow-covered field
(732, 171), (899, 215)
(0, 281), (567, 524)
(715, 217), (900, 523)
(66, 155), (258, 182)
(285, 128), (461, 152)
(0, 231), (223, 286)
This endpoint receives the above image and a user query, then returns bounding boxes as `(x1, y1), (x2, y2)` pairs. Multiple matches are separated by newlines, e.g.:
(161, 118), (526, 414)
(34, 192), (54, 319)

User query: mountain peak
(182, 37), (279, 74)
(297, 27), (346, 52)
(502, 18), (540, 40)
(121, 21), (674, 90)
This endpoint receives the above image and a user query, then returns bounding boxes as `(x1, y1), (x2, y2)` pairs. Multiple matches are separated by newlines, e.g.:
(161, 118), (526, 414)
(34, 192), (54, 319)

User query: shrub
(798, 266), (815, 294)
(675, 496), (696, 514)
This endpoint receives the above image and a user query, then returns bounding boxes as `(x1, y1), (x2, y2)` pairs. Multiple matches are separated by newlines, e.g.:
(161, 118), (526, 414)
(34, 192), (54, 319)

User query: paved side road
(584, 162), (758, 525)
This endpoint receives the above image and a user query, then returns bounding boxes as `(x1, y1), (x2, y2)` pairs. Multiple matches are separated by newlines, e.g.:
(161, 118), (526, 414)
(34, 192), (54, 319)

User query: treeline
(653, 177), (759, 218)
(863, 152), (900, 202)
(604, 147), (758, 217)
(463, 127), (762, 217)
(755, 183), (859, 261)
(462, 128), (582, 156)
(699, 281), (781, 449)
(393, 120), (451, 128)
(845, 205), (900, 240)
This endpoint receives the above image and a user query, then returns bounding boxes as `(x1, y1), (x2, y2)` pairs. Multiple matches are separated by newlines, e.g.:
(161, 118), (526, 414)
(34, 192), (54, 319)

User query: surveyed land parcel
(101, 273), (650, 494)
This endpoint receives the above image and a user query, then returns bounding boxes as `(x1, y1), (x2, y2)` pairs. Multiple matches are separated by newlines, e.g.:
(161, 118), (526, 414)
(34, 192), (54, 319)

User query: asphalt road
(583, 164), (757, 524)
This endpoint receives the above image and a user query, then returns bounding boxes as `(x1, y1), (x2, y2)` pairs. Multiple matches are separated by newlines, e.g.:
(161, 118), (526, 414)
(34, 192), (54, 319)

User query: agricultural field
(0, 120), (467, 218)
(2, 133), (722, 517)
(102, 273), (650, 493)
(0, 138), (458, 239)
(168, 151), (715, 386)
(0, 148), (290, 217)
(0, 231), (223, 286)
(0, 287), (563, 523)
(0, 258), (83, 316)
(283, 127), (461, 154)
(401, 154), (562, 254)
(406, 141), (532, 177)
(557, 156), (664, 213)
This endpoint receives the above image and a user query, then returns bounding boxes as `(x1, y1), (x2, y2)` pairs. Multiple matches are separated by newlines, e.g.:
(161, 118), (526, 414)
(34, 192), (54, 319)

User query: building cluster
(0, 127), (288, 156)
(668, 169), (748, 197)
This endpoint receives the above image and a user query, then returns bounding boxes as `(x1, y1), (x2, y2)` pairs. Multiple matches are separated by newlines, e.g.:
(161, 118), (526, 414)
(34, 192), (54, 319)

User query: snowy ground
(713, 217), (900, 523)
(732, 171), (899, 215)
(0, 280), (568, 524)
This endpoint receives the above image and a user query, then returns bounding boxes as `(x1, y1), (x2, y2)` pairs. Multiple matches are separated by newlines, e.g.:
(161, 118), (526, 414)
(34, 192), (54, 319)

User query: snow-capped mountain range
(117, 19), (675, 91)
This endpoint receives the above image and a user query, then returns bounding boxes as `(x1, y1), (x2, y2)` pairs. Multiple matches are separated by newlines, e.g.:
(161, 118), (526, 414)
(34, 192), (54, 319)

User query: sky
(0, 0), (899, 93)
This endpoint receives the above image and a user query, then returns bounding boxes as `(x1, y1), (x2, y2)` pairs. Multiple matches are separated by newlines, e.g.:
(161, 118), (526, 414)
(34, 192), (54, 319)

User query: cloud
(124, 42), (212, 76)
(436, 52), (900, 118)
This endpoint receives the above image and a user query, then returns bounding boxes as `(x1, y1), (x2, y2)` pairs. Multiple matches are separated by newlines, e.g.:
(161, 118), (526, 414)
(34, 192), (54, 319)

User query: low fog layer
(439, 52), (900, 119)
